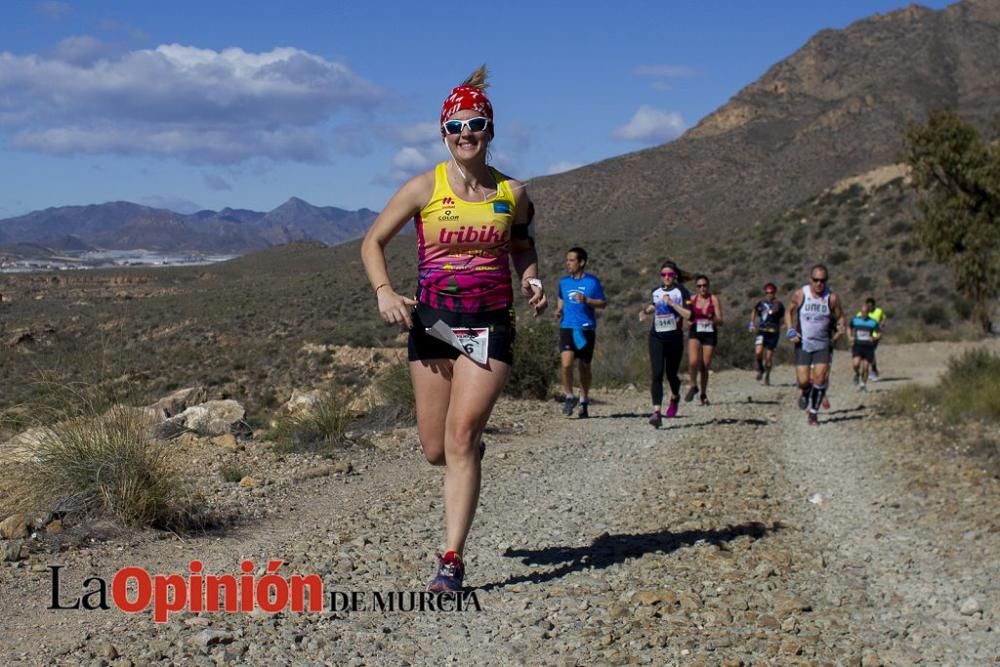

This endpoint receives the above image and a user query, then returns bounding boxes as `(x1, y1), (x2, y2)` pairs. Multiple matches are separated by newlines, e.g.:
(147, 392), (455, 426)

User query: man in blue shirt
(555, 247), (607, 418)
(849, 301), (880, 391)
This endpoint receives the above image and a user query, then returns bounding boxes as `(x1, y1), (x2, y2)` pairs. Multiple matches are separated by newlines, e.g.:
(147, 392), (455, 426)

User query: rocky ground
(0, 340), (997, 666)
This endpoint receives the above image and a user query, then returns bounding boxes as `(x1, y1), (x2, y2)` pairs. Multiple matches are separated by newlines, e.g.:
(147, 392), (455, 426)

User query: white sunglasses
(442, 117), (491, 135)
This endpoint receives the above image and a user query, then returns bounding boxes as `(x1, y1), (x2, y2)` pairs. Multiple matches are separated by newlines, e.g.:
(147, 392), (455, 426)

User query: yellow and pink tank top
(414, 162), (517, 313)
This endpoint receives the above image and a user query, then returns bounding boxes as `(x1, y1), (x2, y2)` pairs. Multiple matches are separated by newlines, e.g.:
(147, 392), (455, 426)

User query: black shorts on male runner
(755, 332), (780, 351)
(408, 303), (515, 364)
(852, 344), (875, 362)
(559, 328), (596, 363)
(794, 345), (832, 367)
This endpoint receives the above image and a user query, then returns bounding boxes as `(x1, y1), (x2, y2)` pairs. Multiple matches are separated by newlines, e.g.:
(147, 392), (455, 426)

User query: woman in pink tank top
(685, 274), (724, 405)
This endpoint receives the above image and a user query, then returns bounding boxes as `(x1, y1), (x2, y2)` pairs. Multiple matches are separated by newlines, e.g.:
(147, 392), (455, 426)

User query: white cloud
(633, 64), (696, 78)
(203, 173), (232, 191)
(36, 1), (71, 21)
(546, 161), (583, 175)
(612, 105), (686, 144)
(0, 43), (384, 163)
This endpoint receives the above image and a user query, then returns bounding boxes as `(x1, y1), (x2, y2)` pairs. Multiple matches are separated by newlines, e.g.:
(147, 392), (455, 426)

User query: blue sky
(0, 0), (953, 218)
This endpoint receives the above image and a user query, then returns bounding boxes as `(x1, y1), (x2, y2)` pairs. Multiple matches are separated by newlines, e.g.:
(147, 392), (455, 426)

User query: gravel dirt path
(1, 340), (997, 666)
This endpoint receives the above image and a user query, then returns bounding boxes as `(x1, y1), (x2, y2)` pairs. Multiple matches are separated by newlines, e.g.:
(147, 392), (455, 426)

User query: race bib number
(855, 329), (871, 342)
(754, 335), (764, 346)
(654, 314), (677, 332)
(453, 327), (489, 364)
(696, 320), (715, 333)
(426, 321), (490, 364)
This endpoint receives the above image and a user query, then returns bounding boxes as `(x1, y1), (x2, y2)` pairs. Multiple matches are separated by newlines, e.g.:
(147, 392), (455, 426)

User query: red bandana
(440, 85), (493, 125)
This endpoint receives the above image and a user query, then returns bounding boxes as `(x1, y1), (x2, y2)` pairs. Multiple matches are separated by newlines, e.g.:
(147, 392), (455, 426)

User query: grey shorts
(795, 346), (831, 367)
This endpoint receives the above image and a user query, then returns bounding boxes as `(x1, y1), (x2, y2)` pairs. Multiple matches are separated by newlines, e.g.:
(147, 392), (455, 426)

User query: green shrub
(921, 304), (950, 327)
(9, 406), (200, 529)
(590, 319), (646, 388)
(852, 275), (874, 292)
(364, 359), (417, 429)
(828, 250), (850, 266)
(270, 391), (353, 454)
(219, 465), (246, 483)
(887, 349), (1000, 423)
(506, 317), (558, 399)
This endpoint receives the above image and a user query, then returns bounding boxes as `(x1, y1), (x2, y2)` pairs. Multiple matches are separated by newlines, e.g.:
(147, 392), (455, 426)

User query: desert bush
(363, 359), (417, 429)
(828, 250), (850, 266)
(852, 275), (874, 292)
(888, 268), (912, 287)
(921, 304), (951, 327)
(219, 465), (246, 483)
(7, 406), (200, 530)
(270, 390), (354, 454)
(887, 348), (1000, 423)
(590, 319), (646, 388)
(506, 318), (558, 399)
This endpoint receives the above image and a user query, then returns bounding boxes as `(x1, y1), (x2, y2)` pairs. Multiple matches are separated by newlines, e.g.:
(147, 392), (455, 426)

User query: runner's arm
(712, 296), (724, 325)
(361, 173), (431, 330)
(509, 185), (546, 316)
(830, 293), (846, 342)
(785, 290), (802, 342)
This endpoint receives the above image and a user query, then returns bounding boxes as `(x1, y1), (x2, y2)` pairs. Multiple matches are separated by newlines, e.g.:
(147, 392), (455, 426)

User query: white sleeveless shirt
(798, 284), (831, 353)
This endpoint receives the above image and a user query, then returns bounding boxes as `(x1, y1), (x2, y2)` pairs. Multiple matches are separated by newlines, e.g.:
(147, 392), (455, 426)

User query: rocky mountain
(0, 198), (378, 254)
(528, 0), (1000, 245)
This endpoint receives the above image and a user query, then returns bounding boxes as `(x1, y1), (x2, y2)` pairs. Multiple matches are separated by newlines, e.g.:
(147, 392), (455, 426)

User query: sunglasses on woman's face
(442, 117), (490, 135)
(660, 271), (676, 277)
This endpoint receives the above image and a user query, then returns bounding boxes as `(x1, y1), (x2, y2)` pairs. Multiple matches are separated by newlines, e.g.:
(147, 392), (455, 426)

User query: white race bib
(754, 335), (764, 346)
(696, 320), (715, 333)
(426, 321), (490, 364)
(856, 329), (871, 342)
(654, 314), (677, 332)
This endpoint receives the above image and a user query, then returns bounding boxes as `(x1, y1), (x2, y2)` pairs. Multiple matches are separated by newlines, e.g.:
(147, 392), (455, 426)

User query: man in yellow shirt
(859, 297), (886, 381)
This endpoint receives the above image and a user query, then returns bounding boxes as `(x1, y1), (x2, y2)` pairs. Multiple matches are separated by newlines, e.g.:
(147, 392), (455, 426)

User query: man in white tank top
(785, 264), (845, 426)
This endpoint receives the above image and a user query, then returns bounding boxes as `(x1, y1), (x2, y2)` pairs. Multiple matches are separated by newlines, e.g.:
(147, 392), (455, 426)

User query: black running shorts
(408, 303), (515, 364)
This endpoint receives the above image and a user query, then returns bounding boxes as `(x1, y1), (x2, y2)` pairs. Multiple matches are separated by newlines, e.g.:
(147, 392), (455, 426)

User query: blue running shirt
(559, 273), (606, 330)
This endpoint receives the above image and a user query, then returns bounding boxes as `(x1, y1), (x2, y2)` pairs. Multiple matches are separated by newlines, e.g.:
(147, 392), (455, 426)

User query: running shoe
(428, 551), (465, 593)
(665, 399), (679, 419)
(648, 410), (662, 429)
(807, 410), (818, 427)
(578, 402), (589, 419)
(700, 395), (710, 406)
(858, 384), (867, 392)
(821, 397), (830, 410)
(869, 371), (880, 382)
(797, 393), (809, 410)
(562, 395), (579, 416)
(755, 370), (763, 382)
(684, 387), (699, 403)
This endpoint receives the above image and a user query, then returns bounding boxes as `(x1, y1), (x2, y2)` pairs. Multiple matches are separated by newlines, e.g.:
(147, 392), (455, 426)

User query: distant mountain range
(0, 197), (378, 254)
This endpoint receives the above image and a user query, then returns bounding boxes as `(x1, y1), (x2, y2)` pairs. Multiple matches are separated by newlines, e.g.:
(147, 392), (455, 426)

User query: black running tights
(649, 333), (684, 405)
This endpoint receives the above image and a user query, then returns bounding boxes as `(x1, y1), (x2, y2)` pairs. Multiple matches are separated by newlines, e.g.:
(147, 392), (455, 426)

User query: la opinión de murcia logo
(48, 560), (481, 623)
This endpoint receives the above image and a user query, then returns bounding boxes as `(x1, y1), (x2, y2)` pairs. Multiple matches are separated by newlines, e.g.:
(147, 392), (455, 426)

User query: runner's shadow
(660, 417), (769, 431)
(827, 406), (866, 416)
(478, 522), (773, 592)
(823, 414), (865, 424)
(871, 376), (911, 383)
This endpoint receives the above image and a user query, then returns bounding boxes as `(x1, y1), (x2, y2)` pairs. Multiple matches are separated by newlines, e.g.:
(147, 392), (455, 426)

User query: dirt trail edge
(1, 340), (997, 666)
